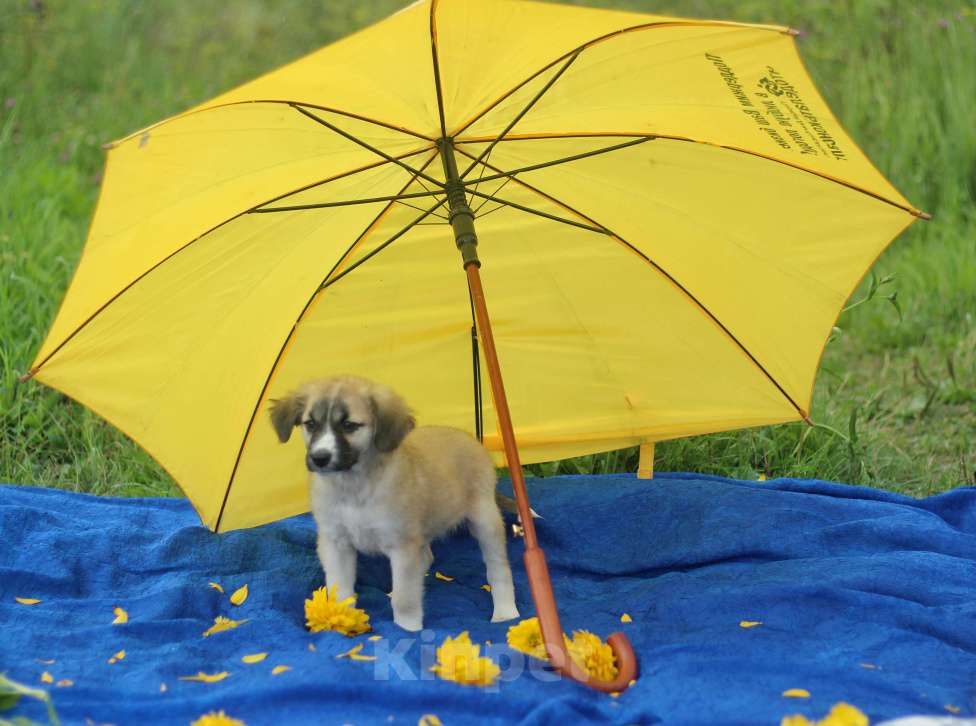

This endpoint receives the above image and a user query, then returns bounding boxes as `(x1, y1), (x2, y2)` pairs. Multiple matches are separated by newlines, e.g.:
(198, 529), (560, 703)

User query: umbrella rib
(22, 146), (435, 381)
(290, 103), (445, 188)
(458, 50), (582, 181)
(450, 145), (813, 422)
(429, 0), (449, 141)
(250, 188), (444, 213)
(463, 188), (609, 235)
(461, 131), (928, 219)
(214, 153), (444, 532)
(450, 19), (793, 139)
(458, 136), (653, 186)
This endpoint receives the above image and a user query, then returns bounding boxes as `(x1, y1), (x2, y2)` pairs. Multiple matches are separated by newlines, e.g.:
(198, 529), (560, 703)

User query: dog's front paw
(490, 604), (520, 623)
(394, 612), (423, 632)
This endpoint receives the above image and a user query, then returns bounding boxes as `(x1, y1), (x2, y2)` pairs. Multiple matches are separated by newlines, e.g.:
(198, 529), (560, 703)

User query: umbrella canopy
(27, 0), (924, 534)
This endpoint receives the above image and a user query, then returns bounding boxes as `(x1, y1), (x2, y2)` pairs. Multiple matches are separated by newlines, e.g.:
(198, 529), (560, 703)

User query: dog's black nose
(309, 452), (331, 469)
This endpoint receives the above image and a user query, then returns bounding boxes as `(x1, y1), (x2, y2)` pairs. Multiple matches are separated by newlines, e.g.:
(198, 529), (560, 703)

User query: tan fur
(270, 375), (519, 631)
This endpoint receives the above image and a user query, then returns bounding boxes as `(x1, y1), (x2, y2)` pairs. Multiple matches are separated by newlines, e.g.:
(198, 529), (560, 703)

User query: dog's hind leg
(469, 495), (520, 623)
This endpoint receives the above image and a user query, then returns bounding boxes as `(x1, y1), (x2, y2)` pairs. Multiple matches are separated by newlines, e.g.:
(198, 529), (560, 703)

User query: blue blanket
(3, 474), (975, 725)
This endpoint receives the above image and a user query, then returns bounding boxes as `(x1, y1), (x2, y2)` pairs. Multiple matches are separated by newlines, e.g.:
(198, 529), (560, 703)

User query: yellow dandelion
(191, 709), (246, 726)
(230, 584), (248, 606)
(241, 653), (267, 664)
(179, 671), (230, 683)
(108, 650), (126, 664)
(209, 582), (224, 594)
(15, 597), (41, 605)
(112, 606), (129, 624)
(506, 617), (550, 660)
(271, 665), (291, 675)
(40, 671), (53, 684)
(780, 702), (868, 726)
(434, 571), (454, 582)
(304, 585), (371, 636)
(740, 620), (762, 628)
(429, 631), (499, 687)
(566, 630), (618, 682)
(203, 616), (248, 637)
(783, 688), (811, 699)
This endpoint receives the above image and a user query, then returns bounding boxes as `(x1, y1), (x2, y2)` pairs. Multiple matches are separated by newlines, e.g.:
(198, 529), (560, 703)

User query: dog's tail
(495, 492), (541, 519)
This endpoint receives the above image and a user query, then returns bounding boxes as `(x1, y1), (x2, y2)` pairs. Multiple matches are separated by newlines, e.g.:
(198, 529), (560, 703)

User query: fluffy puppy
(270, 375), (519, 631)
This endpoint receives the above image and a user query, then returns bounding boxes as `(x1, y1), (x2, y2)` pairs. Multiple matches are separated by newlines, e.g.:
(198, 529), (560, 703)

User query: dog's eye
(341, 420), (362, 433)
(302, 419), (316, 431)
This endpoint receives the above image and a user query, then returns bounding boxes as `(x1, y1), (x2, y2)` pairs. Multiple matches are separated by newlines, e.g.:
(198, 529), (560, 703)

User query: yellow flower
(566, 630), (618, 682)
(230, 584), (248, 606)
(781, 702), (868, 726)
(506, 618), (619, 681)
(418, 716), (443, 726)
(203, 616), (248, 637)
(179, 671), (230, 683)
(190, 709), (246, 726)
(506, 617), (550, 660)
(304, 585), (371, 636)
(429, 632), (500, 687)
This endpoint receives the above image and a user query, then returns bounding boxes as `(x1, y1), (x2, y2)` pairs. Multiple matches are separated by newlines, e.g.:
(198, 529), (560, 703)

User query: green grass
(1, 1), (973, 500)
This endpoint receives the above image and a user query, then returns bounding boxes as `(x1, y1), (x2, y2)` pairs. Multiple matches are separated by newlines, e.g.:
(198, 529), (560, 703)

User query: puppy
(269, 375), (520, 631)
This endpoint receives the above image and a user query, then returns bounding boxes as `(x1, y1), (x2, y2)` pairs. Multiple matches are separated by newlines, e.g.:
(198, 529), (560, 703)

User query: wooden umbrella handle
(466, 262), (639, 693)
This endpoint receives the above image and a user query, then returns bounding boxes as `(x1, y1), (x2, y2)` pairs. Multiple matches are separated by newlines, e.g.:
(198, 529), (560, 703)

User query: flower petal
(112, 606), (129, 624)
(179, 671), (230, 683)
(368, 635), (382, 641)
(55, 679), (73, 688)
(230, 584), (248, 606)
(202, 616), (248, 637)
(481, 584), (491, 592)
(191, 710), (247, 726)
(241, 653), (267, 664)
(15, 597), (41, 605)
(620, 613), (633, 623)
(740, 620), (762, 628)
(40, 672), (53, 684)
(270, 665), (291, 676)
(209, 582), (224, 594)
(783, 688), (811, 698)
(108, 650), (126, 664)
(419, 716), (444, 726)
(434, 571), (454, 582)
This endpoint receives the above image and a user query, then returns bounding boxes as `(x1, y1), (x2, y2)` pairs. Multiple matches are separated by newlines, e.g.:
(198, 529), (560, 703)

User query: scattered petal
(368, 635), (382, 641)
(160, 683), (168, 693)
(610, 691), (620, 698)
(40, 672), (53, 684)
(758, 474), (767, 481)
(56, 680), (73, 688)
(203, 616), (248, 637)
(780, 702), (867, 726)
(35, 659), (55, 665)
(336, 644), (376, 661)
(108, 650), (126, 664)
(429, 631), (499, 687)
(740, 621), (762, 628)
(307, 643), (316, 652)
(191, 709), (246, 726)
(481, 584), (491, 592)
(179, 671), (230, 683)
(783, 688), (811, 698)
(620, 613), (633, 623)
(418, 716), (443, 726)
(304, 585), (371, 636)
(209, 582), (225, 594)
(858, 662), (877, 669)
(434, 571), (454, 582)
(946, 705), (961, 714)
(271, 665), (291, 675)
(241, 653), (267, 664)
(230, 584), (248, 606)
(16, 597), (41, 605)
(112, 606), (128, 624)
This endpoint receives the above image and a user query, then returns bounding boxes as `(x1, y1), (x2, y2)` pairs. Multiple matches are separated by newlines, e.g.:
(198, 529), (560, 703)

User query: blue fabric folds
(2, 473), (975, 725)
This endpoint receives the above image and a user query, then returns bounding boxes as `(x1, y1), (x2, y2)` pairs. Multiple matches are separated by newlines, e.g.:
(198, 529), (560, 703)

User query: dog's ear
(370, 385), (416, 453)
(269, 392), (305, 443)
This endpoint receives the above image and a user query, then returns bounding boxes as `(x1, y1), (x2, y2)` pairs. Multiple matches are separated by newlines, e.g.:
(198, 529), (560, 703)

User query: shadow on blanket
(2, 473), (975, 725)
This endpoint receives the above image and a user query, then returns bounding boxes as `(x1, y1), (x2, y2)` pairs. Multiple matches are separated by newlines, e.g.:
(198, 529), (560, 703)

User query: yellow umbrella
(23, 0), (926, 691)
